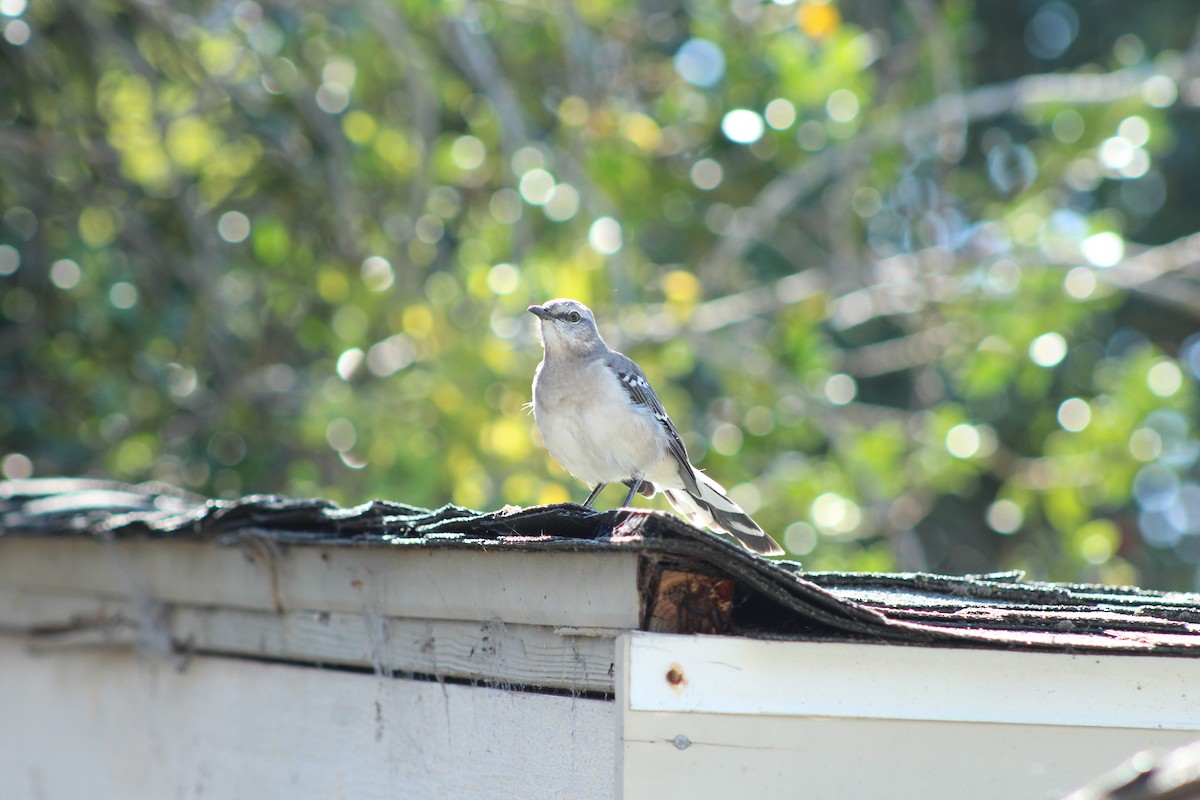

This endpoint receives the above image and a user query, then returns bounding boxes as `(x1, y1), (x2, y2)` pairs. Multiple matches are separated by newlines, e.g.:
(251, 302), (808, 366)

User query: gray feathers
(529, 298), (785, 558)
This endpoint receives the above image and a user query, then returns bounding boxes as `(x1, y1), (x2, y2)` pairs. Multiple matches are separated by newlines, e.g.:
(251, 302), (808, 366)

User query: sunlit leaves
(4, 0), (1200, 588)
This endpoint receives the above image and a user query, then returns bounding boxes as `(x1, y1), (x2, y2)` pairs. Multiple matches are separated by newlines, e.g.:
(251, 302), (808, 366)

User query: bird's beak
(528, 305), (552, 320)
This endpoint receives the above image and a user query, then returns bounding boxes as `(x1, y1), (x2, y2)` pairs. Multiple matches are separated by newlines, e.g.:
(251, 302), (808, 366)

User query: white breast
(532, 357), (670, 487)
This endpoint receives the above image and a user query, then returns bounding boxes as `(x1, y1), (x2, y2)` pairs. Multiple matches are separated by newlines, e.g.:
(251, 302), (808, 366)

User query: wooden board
(625, 632), (1200, 729)
(0, 637), (615, 800)
(0, 585), (618, 692)
(619, 711), (1195, 800)
(616, 632), (1200, 800)
(0, 538), (642, 629)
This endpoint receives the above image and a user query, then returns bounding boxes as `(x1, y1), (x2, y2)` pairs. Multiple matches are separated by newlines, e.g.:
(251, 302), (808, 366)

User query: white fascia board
(0, 539), (643, 629)
(627, 631), (1200, 730)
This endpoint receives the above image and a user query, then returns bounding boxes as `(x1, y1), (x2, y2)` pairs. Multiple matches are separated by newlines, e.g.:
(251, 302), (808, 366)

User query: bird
(528, 298), (784, 556)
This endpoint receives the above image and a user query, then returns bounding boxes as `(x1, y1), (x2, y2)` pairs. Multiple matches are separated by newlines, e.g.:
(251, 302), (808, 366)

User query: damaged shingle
(4, 477), (1200, 656)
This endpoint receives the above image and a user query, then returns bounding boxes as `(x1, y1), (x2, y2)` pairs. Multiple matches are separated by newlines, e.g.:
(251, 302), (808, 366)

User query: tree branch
(698, 52), (1200, 275)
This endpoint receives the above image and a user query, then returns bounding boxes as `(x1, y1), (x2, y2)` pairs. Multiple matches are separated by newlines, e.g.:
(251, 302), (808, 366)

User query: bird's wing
(605, 351), (701, 496)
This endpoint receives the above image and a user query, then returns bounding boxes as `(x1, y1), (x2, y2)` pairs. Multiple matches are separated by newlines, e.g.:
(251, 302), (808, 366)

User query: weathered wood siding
(0, 637), (614, 800)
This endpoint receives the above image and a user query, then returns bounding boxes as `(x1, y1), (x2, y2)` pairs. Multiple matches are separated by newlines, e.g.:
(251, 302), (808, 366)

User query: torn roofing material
(4, 478), (1200, 656)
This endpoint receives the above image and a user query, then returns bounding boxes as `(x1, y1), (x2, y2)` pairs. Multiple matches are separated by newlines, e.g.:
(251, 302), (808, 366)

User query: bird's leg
(583, 483), (606, 508)
(621, 474), (643, 507)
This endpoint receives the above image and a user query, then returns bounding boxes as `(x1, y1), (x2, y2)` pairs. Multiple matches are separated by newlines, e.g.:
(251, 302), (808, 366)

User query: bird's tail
(663, 471), (784, 556)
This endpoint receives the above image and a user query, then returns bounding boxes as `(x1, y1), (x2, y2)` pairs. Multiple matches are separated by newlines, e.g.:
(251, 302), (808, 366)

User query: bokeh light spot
(451, 135), (486, 170)
(662, 269), (701, 303)
(109, 281), (139, 310)
(361, 255), (394, 292)
(1143, 74), (1177, 108)
(0, 244), (19, 275)
(945, 424), (981, 458)
(826, 89), (860, 123)
(558, 96), (589, 127)
(986, 499), (1023, 534)
(342, 110), (377, 144)
(543, 183), (580, 221)
(811, 492), (862, 536)
(1081, 231), (1125, 267)
(721, 109), (765, 144)
(316, 83), (350, 114)
(987, 143), (1037, 194)
(1029, 332), (1067, 367)
(1114, 33), (1146, 66)
(4, 18), (29, 45)
(518, 168), (555, 205)
(1118, 116), (1151, 148)
(1051, 109), (1084, 143)
(1129, 427), (1163, 462)
(764, 98), (796, 130)
(824, 373), (857, 405)
(1148, 360), (1183, 397)
(1134, 464), (1179, 512)
(690, 158), (723, 190)
(1024, 1), (1078, 60)
(1, 452), (32, 479)
(619, 112), (662, 152)
(728, 482), (761, 515)
(487, 262), (520, 295)
(1064, 266), (1096, 299)
(588, 217), (623, 255)
(511, 145), (545, 175)
(799, 1), (841, 39)
(1099, 137), (1134, 171)
(218, 211), (251, 243)
(673, 38), (726, 87)
(325, 417), (357, 452)
(1057, 397), (1092, 432)
(366, 334), (415, 377)
(783, 521), (817, 555)
(743, 406), (776, 437)
(336, 348), (364, 381)
(711, 423), (744, 456)
(50, 259), (81, 289)
(1078, 520), (1119, 564)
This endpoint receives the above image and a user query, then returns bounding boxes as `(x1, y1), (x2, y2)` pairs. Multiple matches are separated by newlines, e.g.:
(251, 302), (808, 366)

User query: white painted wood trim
(0, 538), (642, 629)
(619, 709), (1198, 800)
(626, 631), (1200, 730)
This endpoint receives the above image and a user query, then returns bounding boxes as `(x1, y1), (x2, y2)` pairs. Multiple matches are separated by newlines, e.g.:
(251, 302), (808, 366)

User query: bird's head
(528, 298), (605, 356)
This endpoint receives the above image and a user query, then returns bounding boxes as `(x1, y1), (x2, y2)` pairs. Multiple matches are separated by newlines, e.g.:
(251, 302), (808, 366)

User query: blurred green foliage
(4, 0), (1200, 587)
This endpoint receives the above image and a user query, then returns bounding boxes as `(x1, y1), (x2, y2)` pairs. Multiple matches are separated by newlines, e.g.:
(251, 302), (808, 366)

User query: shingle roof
(4, 477), (1200, 656)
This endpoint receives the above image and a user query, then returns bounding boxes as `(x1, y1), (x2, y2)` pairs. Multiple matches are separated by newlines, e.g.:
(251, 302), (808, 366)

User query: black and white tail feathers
(664, 471), (784, 556)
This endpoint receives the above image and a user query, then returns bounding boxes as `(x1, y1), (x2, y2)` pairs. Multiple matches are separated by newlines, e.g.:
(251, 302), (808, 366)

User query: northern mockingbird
(528, 298), (784, 556)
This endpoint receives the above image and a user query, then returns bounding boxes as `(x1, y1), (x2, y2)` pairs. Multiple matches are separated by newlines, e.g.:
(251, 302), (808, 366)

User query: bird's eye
(566, 311), (582, 323)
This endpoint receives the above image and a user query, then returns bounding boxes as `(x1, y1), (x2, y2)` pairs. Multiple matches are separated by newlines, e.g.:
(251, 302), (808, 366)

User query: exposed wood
(0, 586), (616, 692)
(173, 608), (617, 691)
(0, 638), (615, 800)
(644, 569), (733, 635)
(624, 632), (1200, 729)
(0, 538), (642, 628)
